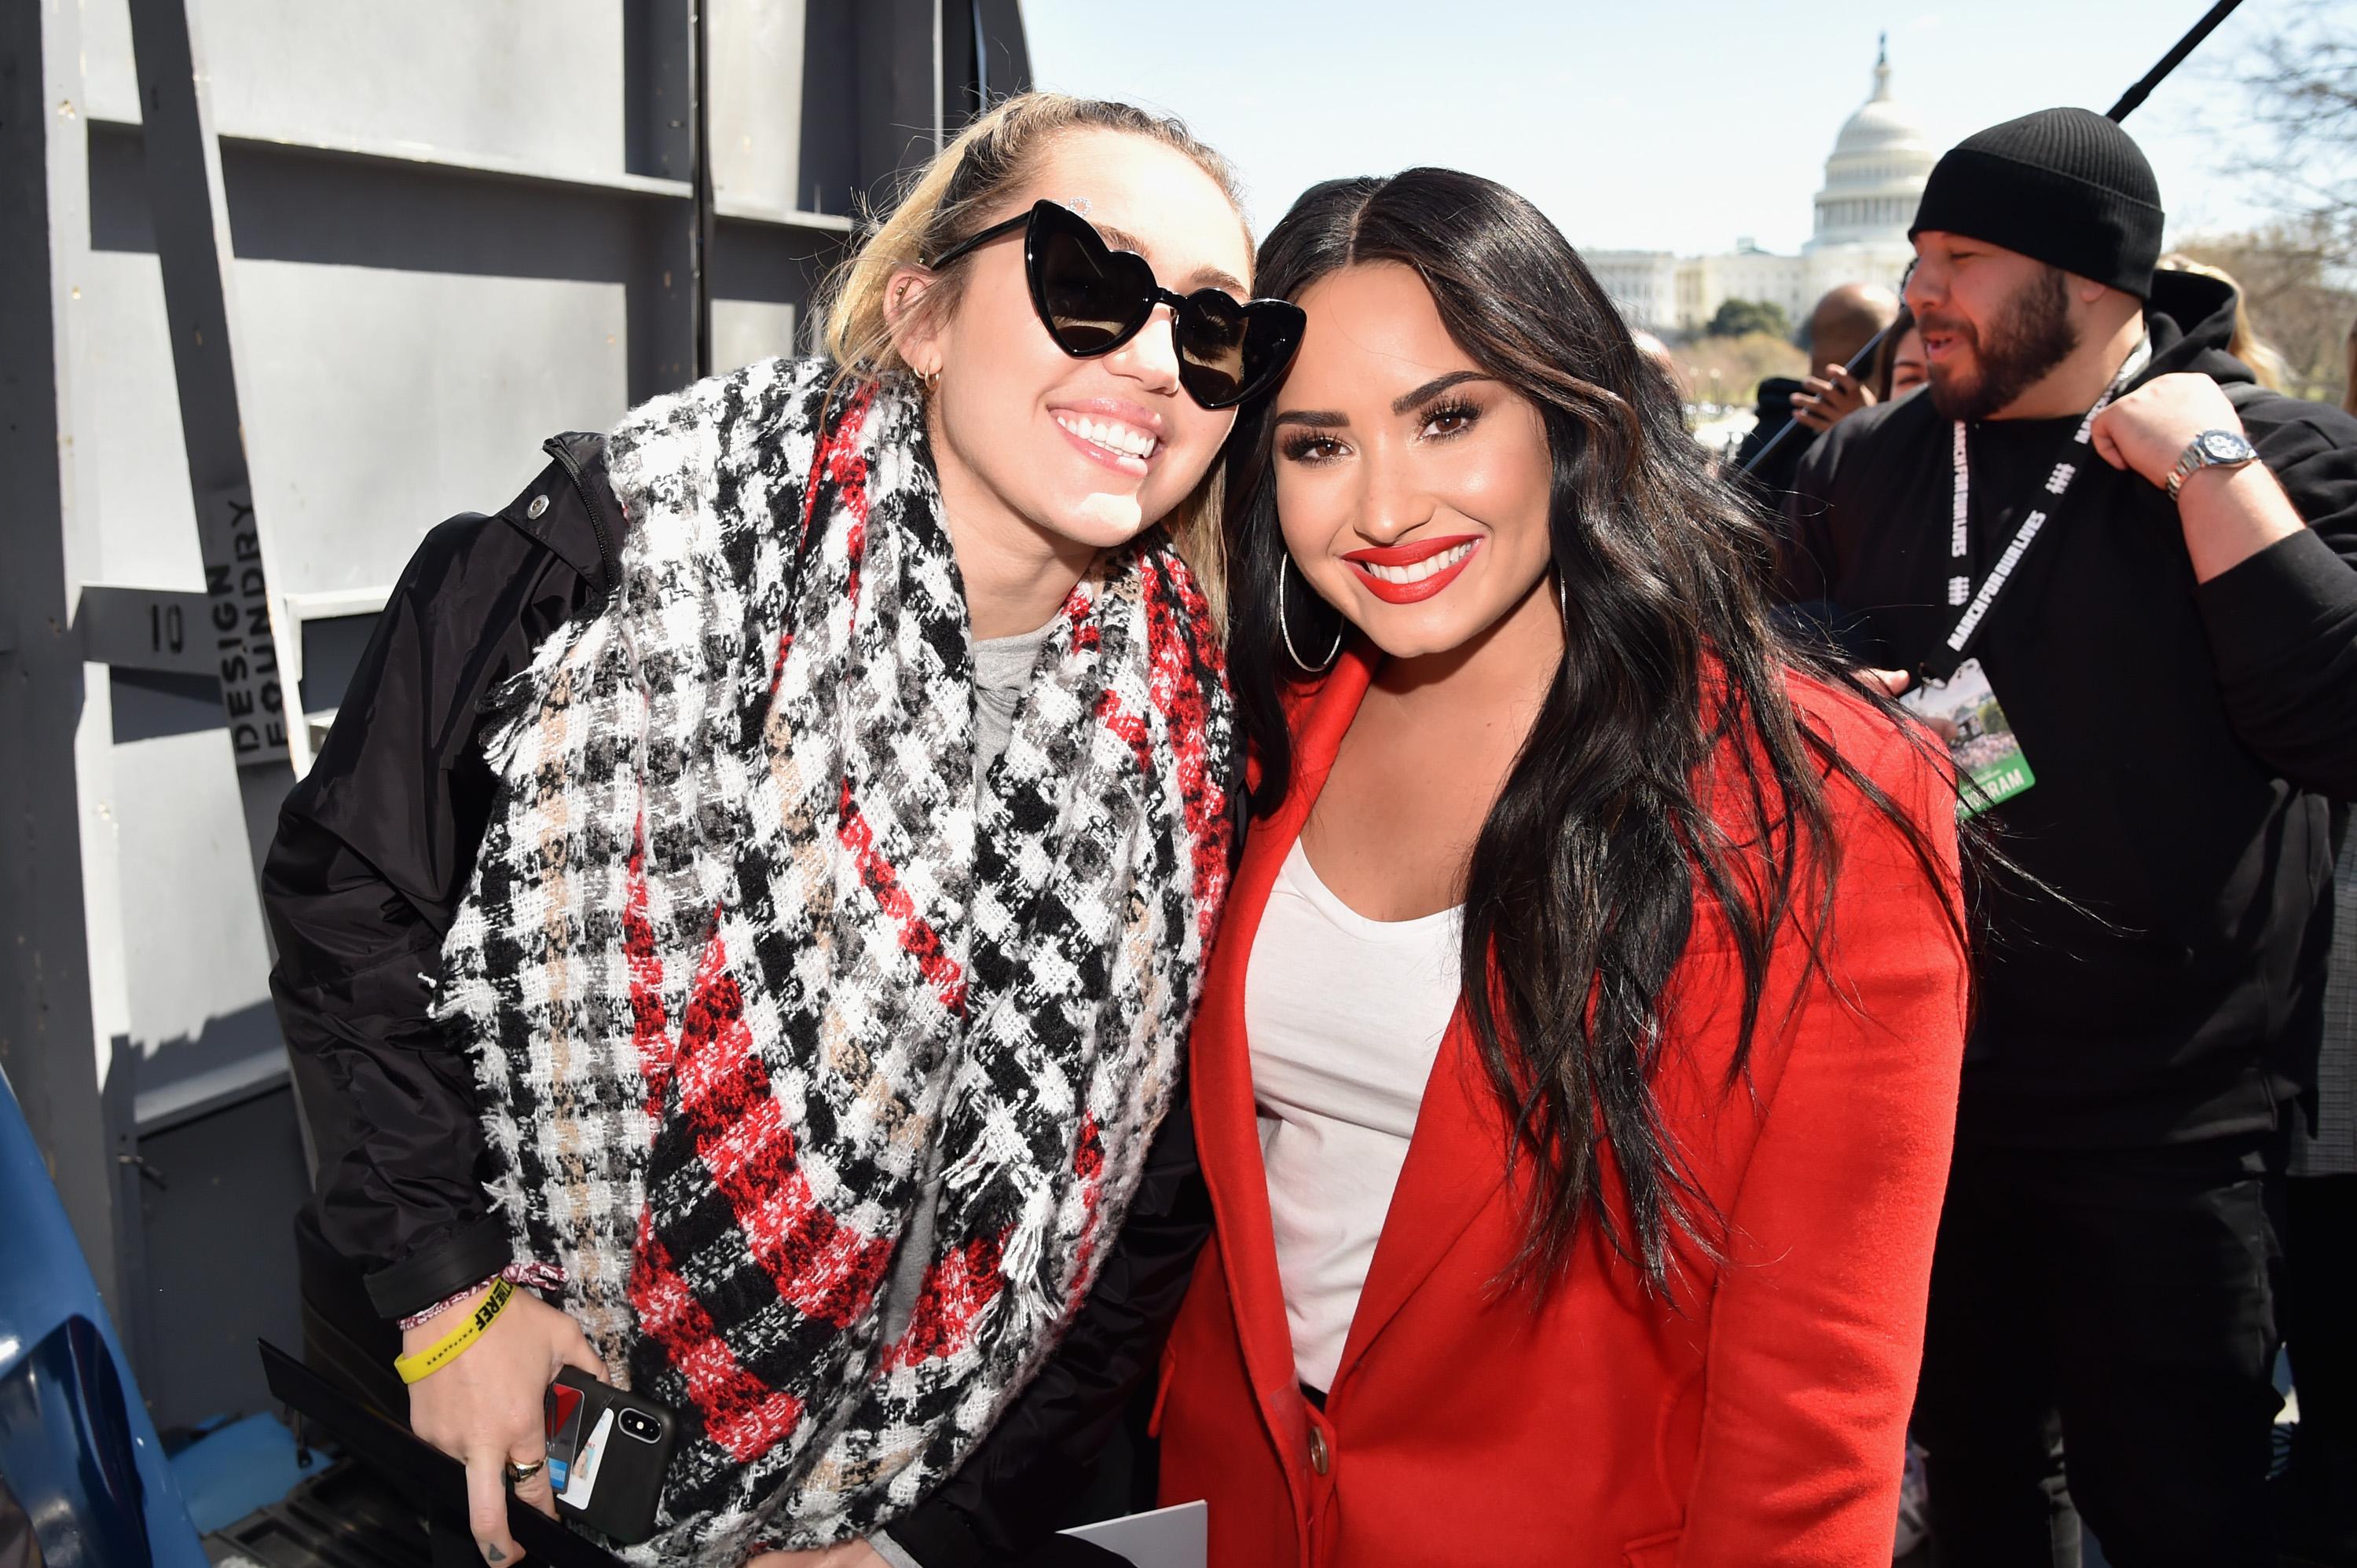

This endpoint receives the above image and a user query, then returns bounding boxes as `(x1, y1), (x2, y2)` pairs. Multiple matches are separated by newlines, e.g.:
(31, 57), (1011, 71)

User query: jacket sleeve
(265, 491), (596, 1318)
(1677, 727), (1970, 1568)
(882, 1086), (1213, 1567)
(1769, 428), (1891, 668)
(1775, 429), (1843, 610)
(2192, 415), (2357, 799)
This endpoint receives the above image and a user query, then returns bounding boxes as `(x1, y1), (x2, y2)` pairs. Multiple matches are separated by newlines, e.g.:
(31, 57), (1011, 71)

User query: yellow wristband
(394, 1276), (515, 1384)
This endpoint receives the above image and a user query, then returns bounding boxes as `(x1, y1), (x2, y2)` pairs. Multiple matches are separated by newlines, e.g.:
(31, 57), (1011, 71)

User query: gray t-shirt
(969, 621), (1054, 785)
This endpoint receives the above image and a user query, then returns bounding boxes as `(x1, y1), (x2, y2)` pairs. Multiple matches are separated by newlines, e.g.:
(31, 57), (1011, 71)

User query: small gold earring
(920, 365), (940, 394)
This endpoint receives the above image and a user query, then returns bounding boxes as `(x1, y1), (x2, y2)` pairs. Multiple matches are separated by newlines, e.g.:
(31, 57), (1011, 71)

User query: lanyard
(1922, 335), (2152, 682)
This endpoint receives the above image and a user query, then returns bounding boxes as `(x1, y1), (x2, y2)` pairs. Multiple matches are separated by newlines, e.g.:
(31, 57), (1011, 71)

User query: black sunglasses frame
(926, 200), (1303, 411)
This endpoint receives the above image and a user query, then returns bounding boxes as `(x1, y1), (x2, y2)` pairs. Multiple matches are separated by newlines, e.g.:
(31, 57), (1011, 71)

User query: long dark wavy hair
(1227, 170), (1964, 1299)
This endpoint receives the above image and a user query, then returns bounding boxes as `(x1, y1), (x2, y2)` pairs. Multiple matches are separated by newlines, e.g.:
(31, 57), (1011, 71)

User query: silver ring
(504, 1460), (544, 1486)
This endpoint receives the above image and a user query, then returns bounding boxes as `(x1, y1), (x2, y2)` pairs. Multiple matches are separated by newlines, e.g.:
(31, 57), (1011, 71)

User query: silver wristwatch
(2165, 427), (2259, 501)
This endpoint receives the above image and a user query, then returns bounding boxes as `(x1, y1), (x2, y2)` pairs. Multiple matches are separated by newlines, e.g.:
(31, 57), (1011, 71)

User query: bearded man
(1780, 108), (2357, 1566)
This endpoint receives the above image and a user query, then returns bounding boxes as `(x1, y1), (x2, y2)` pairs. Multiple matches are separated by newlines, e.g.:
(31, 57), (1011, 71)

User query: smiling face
(895, 129), (1253, 559)
(1271, 262), (1556, 661)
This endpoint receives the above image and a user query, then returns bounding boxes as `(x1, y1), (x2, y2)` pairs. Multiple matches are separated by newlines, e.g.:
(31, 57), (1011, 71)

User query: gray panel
(794, 0), (863, 218)
(236, 261), (628, 598)
(113, 727), (280, 1079)
(111, 669), (225, 744)
(709, 214), (840, 363)
(92, 122), (651, 284)
(131, 1083), (308, 1431)
(295, 614), (377, 716)
(710, 0), (808, 216)
(83, 0), (628, 178)
(80, 251), (207, 588)
(713, 299), (798, 374)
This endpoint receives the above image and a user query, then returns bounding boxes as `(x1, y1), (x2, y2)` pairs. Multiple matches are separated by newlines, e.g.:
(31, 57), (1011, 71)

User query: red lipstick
(1341, 534), (1482, 605)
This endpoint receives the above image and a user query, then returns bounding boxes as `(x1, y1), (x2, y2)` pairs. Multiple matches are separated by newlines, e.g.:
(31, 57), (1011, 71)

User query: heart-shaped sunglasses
(926, 200), (1305, 411)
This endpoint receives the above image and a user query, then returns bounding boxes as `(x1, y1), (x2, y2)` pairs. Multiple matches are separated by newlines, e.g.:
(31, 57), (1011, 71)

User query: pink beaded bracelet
(398, 1259), (566, 1331)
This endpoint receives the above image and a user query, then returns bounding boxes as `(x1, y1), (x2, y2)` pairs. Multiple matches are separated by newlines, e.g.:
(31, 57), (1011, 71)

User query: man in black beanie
(1780, 107), (2357, 1566)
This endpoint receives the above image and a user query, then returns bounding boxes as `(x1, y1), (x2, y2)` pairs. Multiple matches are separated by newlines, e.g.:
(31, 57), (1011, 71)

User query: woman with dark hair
(1149, 168), (1971, 1566)
(1875, 321), (1929, 403)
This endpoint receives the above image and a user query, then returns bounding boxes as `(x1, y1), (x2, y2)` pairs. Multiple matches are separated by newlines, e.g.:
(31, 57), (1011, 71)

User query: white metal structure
(3, 0), (1026, 1431)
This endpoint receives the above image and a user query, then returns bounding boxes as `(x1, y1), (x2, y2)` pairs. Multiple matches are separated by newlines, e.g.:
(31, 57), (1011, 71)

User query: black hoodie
(1732, 375), (1812, 514)
(1780, 269), (2357, 1148)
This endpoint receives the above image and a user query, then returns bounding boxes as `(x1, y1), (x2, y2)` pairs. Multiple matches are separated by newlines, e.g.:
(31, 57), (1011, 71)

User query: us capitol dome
(1809, 42), (1937, 251)
(1588, 38), (1933, 336)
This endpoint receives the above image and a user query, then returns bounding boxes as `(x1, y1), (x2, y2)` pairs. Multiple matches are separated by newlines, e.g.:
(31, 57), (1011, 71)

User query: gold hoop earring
(919, 365), (940, 394)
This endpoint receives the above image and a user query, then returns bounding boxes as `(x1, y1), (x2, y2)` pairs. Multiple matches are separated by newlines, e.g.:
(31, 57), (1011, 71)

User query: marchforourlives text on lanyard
(1919, 333), (2153, 684)
(1902, 334), (2151, 818)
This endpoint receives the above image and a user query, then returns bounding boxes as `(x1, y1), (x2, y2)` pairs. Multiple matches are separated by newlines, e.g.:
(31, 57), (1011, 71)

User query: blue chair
(0, 1067), (208, 1568)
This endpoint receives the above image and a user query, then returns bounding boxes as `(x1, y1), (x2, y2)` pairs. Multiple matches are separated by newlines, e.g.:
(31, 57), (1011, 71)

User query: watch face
(2201, 431), (2253, 461)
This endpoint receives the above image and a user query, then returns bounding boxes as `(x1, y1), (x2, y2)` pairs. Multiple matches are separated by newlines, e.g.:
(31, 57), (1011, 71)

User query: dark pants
(2281, 1172), (2357, 1558)
(1914, 1136), (2281, 1568)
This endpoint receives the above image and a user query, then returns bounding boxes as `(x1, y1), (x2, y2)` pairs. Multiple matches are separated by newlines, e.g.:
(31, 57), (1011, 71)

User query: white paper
(559, 1407), (614, 1509)
(1060, 1500), (1208, 1568)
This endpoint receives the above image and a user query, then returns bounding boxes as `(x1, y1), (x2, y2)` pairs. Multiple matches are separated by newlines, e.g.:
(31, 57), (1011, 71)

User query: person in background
(1780, 108), (2357, 1567)
(1732, 283), (1901, 511)
(262, 91), (1295, 1568)
(1155, 167), (1970, 1566)
(2278, 815), (2356, 1564)
(1630, 327), (1688, 403)
(1788, 283), (1904, 434)
(2347, 313), (2355, 416)
(2274, 300), (2357, 1568)
(1877, 321), (1928, 402)
(2157, 254), (2291, 394)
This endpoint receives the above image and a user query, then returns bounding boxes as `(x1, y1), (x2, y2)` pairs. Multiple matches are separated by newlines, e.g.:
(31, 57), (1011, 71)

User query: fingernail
(484, 1546), (504, 1564)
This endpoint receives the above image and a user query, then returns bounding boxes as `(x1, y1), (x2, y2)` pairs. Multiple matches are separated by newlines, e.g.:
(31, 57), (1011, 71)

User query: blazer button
(1308, 1426), (1331, 1477)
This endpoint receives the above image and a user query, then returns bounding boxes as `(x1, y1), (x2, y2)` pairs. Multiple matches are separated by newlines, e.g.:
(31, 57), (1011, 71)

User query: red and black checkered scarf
(434, 357), (1231, 1560)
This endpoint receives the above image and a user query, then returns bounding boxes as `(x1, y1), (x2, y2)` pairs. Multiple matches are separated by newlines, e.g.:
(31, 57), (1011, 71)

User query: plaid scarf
(433, 357), (1231, 1561)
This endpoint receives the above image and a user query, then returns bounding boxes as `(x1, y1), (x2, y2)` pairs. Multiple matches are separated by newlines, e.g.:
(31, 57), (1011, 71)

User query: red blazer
(1154, 648), (1969, 1567)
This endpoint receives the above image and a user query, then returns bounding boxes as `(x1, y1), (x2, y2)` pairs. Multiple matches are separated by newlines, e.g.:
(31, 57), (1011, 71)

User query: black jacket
(1780, 269), (2357, 1148)
(262, 438), (1214, 1565)
(1731, 375), (1815, 518)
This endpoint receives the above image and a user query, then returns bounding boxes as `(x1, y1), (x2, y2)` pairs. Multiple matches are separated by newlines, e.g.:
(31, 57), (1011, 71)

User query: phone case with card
(544, 1367), (679, 1544)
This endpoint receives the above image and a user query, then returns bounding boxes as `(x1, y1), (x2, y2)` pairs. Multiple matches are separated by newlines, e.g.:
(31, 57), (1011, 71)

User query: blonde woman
(264, 93), (1299, 1567)
(2157, 252), (2292, 392)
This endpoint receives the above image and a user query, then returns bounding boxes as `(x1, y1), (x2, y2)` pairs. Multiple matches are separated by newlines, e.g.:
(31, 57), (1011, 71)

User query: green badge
(1902, 658), (2035, 819)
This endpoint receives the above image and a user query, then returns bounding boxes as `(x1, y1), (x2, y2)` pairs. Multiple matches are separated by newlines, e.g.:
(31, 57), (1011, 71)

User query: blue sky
(1022, 0), (2311, 257)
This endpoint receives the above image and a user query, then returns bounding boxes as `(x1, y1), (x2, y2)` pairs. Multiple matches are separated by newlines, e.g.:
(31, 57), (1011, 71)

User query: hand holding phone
(405, 1287), (605, 1565)
(544, 1367), (680, 1544)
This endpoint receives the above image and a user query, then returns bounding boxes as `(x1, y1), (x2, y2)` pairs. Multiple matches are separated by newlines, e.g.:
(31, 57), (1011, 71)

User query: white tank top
(1244, 839), (1463, 1392)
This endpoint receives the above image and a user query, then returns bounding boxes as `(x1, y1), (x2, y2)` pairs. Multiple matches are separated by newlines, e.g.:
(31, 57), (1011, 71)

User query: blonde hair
(819, 93), (1248, 610)
(2157, 254), (2290, 394)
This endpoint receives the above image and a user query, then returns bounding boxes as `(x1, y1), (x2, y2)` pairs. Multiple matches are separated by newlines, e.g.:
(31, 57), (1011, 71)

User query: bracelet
(398, 1260), (568, 1332)
(394, 1276), (515, 1384)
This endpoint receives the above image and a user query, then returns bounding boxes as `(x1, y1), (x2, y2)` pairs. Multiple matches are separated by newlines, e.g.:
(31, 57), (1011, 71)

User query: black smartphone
(544, 1367), (680, 1545)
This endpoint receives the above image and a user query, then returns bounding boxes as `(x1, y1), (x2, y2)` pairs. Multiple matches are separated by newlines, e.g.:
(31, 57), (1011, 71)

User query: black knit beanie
(1909, 107), (2164, 299)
